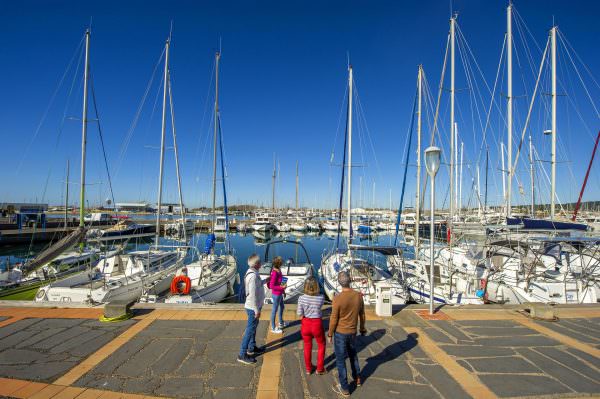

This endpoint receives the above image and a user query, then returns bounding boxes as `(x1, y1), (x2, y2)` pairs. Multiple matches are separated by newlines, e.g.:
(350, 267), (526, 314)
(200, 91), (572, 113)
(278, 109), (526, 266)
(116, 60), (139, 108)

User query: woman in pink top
(269, 256), (286, 333)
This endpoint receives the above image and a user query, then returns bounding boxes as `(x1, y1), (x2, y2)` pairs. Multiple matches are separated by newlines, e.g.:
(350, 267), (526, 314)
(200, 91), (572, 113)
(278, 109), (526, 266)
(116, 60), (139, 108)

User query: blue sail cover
(506, 217), (588, 231)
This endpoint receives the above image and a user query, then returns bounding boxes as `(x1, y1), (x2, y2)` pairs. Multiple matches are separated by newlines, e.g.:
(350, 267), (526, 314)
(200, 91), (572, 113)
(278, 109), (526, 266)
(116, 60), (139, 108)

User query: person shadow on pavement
(359, 332), (419, 383)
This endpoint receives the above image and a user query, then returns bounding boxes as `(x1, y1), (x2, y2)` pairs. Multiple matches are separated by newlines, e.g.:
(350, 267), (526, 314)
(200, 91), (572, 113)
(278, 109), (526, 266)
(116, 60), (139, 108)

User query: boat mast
(211, 51), (220, 233)
(64, 159), (69, 229)
(550, 26), (557, 220)
(347, 65), (353, 245)
(529, 135), (535, 216)
(454, 123), (458, 215)
(295, 160), (299, 212)
(449, 15), (456, 228)
(271, 154), (276, 211)
(459, 141), (463, 214)
(168, 73), (187, 242)
(155, 38), (170, 247)
(507, 3), (513, 217)
(79, 30), (90, 230)
(415, 65), (423, 256)
(501, 142), (506, 207)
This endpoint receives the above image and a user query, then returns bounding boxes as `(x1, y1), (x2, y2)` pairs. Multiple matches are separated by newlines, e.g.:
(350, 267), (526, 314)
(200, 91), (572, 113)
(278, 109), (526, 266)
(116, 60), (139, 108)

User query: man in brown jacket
(328, 271), (366, 396)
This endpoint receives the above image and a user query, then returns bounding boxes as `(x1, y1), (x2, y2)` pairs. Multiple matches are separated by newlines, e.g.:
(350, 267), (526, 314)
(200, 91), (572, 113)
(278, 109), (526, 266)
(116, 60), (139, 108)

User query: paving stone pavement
(533, 317), (600, 348)
(0, 318), (136, 382)
(432, 319), (600, 398)
(278, 319), (470, 399)
(74, 319), (268, 399)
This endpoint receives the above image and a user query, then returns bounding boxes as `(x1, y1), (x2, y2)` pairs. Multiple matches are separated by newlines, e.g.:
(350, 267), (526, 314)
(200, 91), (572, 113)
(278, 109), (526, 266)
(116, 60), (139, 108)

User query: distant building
(0, 203), (48, 214)
(115, 202), (152, 212)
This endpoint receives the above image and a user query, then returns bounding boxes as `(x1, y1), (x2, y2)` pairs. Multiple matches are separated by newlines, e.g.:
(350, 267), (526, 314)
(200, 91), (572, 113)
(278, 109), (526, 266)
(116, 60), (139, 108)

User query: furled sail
(23, 227), (86, 274)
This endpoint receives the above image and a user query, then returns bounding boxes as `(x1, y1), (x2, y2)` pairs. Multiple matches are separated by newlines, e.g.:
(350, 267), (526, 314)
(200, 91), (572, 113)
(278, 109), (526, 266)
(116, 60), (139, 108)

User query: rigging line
(558, 30), (600, 118)
(353, 81), (384, 182)
(89, 71), (117, 214)
(113, 46), (166, 179)
(193, 57), (216, 165)
(510, 36), (550, 179)
(477, 34), (506, 164)
(330, 83), (350, 164)
(395, 85), (418, 246)
(17, 35), (85, 174)
(559, 30), (600, 92)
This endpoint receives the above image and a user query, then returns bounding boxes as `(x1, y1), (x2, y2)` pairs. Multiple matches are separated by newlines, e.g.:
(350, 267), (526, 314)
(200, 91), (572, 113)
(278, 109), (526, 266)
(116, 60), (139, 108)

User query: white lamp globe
(425, 146), (441, 177)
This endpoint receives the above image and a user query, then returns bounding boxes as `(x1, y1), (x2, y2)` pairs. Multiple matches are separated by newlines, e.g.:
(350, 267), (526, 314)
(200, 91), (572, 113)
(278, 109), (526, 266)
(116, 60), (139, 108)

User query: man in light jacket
(238, 253), (266, 364)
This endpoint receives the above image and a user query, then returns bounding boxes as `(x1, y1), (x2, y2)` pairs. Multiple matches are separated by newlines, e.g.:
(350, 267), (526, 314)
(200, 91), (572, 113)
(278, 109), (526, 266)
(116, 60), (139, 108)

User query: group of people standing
(239, 254), (366, 397)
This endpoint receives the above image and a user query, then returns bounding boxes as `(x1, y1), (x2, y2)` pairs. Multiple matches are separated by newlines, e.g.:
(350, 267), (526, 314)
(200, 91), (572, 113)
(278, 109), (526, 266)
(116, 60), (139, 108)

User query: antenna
(169, 20), (174, 41)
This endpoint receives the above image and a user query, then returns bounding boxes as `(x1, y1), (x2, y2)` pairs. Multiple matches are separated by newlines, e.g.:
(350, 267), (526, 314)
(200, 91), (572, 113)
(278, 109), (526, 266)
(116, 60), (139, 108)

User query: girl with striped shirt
(297, 276), (326, 375)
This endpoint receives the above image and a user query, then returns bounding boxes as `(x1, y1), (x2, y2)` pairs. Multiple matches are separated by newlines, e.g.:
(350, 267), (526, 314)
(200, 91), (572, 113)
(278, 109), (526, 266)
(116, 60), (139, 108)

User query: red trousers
(301, 317), (326, 373)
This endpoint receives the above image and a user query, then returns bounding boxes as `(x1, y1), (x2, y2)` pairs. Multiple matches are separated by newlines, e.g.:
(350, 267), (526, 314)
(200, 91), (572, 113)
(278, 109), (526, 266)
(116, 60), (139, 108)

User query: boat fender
(446, 228), (452, 244)
(476, 278), (488, 300)
(170, 275), (192, 295)
(227, 281), (234, 296)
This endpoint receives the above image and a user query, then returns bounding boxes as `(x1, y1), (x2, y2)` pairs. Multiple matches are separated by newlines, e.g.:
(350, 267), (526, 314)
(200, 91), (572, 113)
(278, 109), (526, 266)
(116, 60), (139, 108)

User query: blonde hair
(272, 256), (283, 270)
(303, 276), (320, 296)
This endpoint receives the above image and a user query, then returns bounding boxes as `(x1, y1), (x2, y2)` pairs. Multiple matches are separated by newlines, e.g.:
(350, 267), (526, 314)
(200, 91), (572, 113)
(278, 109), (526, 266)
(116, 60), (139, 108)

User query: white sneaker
(279, 322), (288, 328)
(271, 327), (283, 334)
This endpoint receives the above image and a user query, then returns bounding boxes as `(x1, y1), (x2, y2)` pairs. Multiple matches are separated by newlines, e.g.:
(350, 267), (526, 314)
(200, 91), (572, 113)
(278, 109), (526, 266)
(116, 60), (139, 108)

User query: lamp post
(425, 146), (441, 315)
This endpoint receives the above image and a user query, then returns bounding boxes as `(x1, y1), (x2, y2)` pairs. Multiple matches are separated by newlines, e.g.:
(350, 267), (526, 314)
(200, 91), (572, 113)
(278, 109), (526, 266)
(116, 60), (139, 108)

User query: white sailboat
(165, 51), (237, 304)
(38, 33), (184, 304)
(319, 66), (408, 306)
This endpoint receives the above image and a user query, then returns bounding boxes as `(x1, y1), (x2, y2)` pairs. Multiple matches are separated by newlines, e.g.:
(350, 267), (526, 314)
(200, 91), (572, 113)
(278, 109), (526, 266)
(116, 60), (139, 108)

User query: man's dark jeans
(334, 332), (361, 391)
(239, 308), (259, 357)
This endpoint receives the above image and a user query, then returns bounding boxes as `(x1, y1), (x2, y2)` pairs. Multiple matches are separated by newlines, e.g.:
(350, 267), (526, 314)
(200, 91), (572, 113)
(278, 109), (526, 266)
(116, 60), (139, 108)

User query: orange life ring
(170, 275), (192, 295)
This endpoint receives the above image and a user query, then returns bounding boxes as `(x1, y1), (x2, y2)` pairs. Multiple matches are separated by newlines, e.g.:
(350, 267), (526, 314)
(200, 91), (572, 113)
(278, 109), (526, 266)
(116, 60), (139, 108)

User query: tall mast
(506, 3), (513, 217)
(415, 65), (423, 256)
(501, 142), (506, 206)
(79, 30), (90, 229)
(454, 123), (458, 214)
(168, 73), (186, 242)
(347, 65), (353, 244)
(64, 159), (69, 229)
(529, 135), (535, 216)
(550, 26), (557, 219)
(459, 141), (463, 214)
(271, 154), (276, 211)
(295, 160), (299, 211)
(155, 38), (170, 247)
(211, 51), (220, 233)
(449, 15), (456, 227)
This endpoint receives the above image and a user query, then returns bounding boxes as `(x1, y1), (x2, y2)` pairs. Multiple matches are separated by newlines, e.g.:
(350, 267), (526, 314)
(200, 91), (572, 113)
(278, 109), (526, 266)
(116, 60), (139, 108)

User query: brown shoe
(316, 369), (327, 375)
(355, 376), (362, 387)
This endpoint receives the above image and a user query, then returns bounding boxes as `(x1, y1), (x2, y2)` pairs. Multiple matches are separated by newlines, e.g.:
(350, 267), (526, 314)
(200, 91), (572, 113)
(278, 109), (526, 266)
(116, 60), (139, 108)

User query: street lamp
(425, 146), (441, 315)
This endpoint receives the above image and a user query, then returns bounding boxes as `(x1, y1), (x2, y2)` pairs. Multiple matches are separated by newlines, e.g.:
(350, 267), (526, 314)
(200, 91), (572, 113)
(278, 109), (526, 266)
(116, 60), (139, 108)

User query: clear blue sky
(1, 0), (599, 210)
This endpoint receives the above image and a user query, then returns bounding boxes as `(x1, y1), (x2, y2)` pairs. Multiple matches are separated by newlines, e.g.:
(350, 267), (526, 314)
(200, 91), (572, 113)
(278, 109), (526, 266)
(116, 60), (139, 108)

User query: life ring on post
(170, 275), (192, 295)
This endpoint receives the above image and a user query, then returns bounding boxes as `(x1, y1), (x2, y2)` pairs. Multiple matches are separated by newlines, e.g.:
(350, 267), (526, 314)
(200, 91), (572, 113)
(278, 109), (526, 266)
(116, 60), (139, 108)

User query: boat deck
(0, 302), (597, 398)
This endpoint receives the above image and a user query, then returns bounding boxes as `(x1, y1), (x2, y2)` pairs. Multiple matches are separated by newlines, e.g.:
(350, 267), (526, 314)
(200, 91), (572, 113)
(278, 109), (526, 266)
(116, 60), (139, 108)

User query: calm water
(0, 231), (414, 276)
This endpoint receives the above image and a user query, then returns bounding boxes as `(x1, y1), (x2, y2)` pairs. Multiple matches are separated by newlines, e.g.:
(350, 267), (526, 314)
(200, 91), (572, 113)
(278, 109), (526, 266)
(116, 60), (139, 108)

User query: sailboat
(37, 33), (185, 304)
(165, 51), (237, 304)
(319, 66), (408, 306)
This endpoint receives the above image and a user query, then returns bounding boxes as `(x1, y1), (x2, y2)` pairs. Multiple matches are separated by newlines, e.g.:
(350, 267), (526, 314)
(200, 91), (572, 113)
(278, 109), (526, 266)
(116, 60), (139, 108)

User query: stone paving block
(458, 356), (540, 373)
(566, 347), (600, 369)
(50, 329), (107, 354)
(0, 319), (41, 339)
(13, 328), (66, 349)
(176, 354), (214, 377)
(121, 377), (161, 393)
(352, 381), (440, 399)
(154, 377), (210, 398)
(429, 321), (473, 342)
(150, 338), (193, 375)
(439, 344), (515, 358)
(28, 318), (82, 330)
(561, 318), (600, 339)
(114, 338), (176, 377)
(479, 374), (571, 397)
(454, 320), (516, 328)
(362, 358), (413, 381)
(280, 350), (305, 399)
(0, 348), (45, 364)
(473, 335), (559, 347)
(462, 326), (536, 337)
(517, 348), (600, 393)
(412, 363), (470, 399)
(212, 388), (253, 399)
(535, 319), (599, 344)
(0, 330), (40, 350)
(422, 327), (454, 344)
(86, 336), (149, 376)
(534, 346), (600, 382)
(210, 365), (253, 388)
(31, 326), (90, 350)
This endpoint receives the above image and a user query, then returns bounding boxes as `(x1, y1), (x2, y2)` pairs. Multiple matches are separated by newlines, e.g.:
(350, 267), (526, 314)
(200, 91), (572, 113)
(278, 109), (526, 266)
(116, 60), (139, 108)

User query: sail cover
(23, 227), (86, 274)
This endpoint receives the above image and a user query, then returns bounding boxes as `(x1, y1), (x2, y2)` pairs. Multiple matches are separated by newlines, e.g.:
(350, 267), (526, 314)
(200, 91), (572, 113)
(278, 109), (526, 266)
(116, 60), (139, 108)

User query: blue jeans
(270, 294), (284, 329)
(239, 308), (259, 357)
(334, 332), (361, 391)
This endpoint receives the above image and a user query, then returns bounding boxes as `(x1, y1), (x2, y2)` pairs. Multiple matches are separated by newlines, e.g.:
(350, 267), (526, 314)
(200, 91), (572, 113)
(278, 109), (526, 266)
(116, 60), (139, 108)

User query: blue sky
(1, 0), (599, 210)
